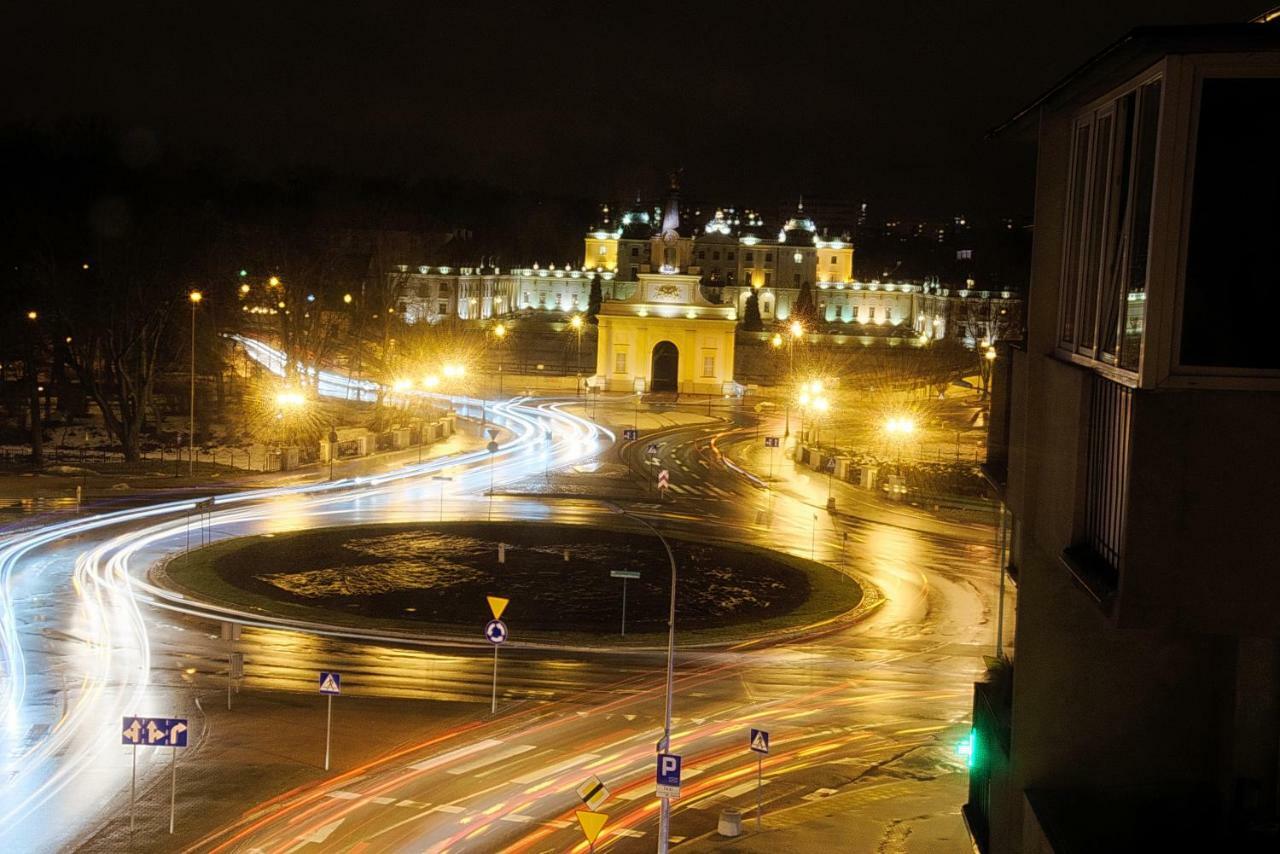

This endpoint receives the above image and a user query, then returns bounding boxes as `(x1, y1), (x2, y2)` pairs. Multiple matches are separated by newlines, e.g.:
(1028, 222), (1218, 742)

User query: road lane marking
(324, 791), (360, 800)
(430, 804), (466, 814)
(406, 738), (503, 772)
(512, 752), (599, 785)
(500, 814), (535, 823)
(447, 743), (536, 775)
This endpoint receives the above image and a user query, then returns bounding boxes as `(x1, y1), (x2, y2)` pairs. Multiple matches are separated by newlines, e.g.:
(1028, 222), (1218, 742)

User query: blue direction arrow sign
(622, 428), (638, 441)
(121, 716), (189, 747)
(656, 752), (682, 798)
(319, 671), (341, 695)
(485, 619), (508, 644)
(750, 728), (770, 754)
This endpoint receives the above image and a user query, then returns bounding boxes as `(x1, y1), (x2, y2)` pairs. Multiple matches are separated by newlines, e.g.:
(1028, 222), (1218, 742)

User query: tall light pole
(785, 320), (803, 437)
(188, 290), (203, 475)
(610, 504), (678, 854)
(493, 322), (507, 396)
(570, 314), (584, 397)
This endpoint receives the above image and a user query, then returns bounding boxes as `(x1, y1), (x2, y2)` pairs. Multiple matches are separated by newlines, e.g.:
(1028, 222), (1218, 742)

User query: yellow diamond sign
(576, 810), (608, 845)
(486, 595), (509, 620)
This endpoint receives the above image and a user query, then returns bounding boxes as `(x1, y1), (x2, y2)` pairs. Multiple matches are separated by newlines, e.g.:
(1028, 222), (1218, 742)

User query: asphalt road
(0, 363), (1001, 853)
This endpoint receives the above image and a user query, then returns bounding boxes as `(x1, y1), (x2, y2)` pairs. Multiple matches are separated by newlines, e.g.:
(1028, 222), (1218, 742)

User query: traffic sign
(486, 595), (509, 619)
(575, 810), (608, 847)
(121, 716), (189, 747)
(646, 442), (660, 455)
(622, 428), (638, 441)
(577, 775), (610, 810)
(319, 671), (341, 695)
(610, 570), (641, 579)
(764, 436), (780, 448)
(487, 427), (500, 439)
(658, 469), (669, 490)
(750, 728), (770, 754)
(485, 619), (508, 644)
(656, 752), (682, 798)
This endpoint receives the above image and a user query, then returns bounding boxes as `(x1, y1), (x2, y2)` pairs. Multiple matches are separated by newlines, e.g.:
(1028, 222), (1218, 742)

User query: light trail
(0, 337), (612, 843)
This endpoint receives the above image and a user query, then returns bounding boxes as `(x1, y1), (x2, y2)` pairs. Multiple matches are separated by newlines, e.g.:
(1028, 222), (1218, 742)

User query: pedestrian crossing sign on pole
(319, 671), (341, 695)
(577, 775), (610, 810)
(750, 728), (770, 754)
(486, 595), (509, 620)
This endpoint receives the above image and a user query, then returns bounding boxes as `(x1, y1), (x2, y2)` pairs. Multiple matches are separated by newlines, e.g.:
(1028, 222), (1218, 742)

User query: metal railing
(1084, 374), (1132, 576)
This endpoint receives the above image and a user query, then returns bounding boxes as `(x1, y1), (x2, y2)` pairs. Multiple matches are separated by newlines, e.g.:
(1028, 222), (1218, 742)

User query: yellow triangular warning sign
(486, 595), (509, 620)
(576, 810), (608, 845)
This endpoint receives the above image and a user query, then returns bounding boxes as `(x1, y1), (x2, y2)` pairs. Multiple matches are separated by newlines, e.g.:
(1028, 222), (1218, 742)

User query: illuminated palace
(396, 183), (1021, 392)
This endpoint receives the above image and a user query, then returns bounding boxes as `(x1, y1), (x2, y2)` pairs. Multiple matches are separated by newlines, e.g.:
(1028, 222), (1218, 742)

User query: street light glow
(392, 378), (413, 392)
(26, 310), (38, 321)
(421, 374), (441, 389)
(443, 363), (466, 379)
(789, 320), (804, 338)
(570, 314), (584, 330)
(885, 416), (916, 435)
(493, 323), (507, 339)
(770, 333), (783, 348)
(188, 290), (203, 303)
(275, 389), (306, 408)
(343, 293), (353, 304)
(268, 276), (280, 286)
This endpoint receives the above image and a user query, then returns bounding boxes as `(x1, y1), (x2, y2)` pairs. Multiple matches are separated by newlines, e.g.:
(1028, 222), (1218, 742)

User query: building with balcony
(972, 19), (1280, 853)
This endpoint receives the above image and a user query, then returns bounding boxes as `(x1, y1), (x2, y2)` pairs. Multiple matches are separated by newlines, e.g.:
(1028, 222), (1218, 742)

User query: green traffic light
(238, 269), (248, 277)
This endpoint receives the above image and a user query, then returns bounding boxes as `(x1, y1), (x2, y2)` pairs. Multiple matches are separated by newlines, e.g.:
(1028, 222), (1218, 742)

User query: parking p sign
(656, 752), (682, 798)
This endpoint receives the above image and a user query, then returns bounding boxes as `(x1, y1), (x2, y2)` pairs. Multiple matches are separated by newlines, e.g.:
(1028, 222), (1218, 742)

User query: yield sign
(575, 810), (608, 845)
(486, 595), (509, 620)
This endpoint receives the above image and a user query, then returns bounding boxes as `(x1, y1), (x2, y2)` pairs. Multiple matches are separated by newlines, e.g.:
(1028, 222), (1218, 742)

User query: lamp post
(609, 504), (678, 854)
(784, 320), (803, 437)
(493, 322), (507, 396)
(188, 290), (203, 475)
(570, 314), (584, 397)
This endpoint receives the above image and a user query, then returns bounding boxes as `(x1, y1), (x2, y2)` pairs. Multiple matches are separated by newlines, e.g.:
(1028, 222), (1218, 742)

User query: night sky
(2, 1), (1262, 219)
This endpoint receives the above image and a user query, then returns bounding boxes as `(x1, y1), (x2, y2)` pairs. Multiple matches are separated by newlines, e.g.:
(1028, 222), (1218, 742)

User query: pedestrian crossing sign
(750, 728), (770, 754)
(319, 671), (341, 695)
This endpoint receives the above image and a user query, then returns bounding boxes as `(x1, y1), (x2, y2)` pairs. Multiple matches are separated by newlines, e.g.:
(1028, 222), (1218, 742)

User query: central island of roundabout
(159, 521), (866, 647)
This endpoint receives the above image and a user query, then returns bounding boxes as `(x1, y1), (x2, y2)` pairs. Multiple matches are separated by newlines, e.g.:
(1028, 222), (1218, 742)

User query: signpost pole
(324, 694), (332, 771)
(170, 746), (177, 834)
(491, 644), (499, 715)
(756, 754), (763, 830)
(130, 743), (137, 832)
(621, 577), (627, 637)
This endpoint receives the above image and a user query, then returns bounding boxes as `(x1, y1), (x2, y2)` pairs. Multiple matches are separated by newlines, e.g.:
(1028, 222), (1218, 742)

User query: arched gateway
(650, 341), (679, 392)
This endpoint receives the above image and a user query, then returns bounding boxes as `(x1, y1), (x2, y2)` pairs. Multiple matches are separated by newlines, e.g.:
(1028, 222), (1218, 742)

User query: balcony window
(1180, 77), (1280, 370)
(1058, 77), (1162, 373)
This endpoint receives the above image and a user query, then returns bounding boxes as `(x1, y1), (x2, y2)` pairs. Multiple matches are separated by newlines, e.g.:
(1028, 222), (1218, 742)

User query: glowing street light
(275, 389), (306, 409)
(343, 293), (353, 304)
(493, 322), (508, 395)
(26, 310), (37, 321)
(187, 290), (203, 475)
(770, 333), (783, 348)
(421, 374), (441, 389)
(569, 314), (585, 397)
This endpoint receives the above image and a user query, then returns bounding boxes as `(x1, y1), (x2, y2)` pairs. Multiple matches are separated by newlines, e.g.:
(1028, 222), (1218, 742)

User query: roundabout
(159, 520), (864, 647)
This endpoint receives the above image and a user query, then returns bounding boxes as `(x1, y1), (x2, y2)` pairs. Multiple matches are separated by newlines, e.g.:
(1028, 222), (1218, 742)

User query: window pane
(1118, 80), (1161, 371)
(1078, 112), (1114, 351)
(1098, 93), (1137, 363)
(1060, 122), (1092, 345)
(1182, 78), (1280, 369)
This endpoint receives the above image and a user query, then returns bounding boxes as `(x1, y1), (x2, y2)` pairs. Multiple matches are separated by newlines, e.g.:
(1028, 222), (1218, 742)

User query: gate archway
(650, 341), (679, 392)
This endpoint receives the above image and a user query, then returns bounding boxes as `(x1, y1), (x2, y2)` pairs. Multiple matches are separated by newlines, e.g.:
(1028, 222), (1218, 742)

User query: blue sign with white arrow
(656, 752), (682, 798)
(319, 671), (341, 695)
(485, 619), (508, 644)
(121, 716), (189, 747)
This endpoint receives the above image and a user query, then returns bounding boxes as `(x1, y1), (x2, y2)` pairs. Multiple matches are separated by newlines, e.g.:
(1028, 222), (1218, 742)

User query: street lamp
(493, 322), (507, 395)
(188, 290), (203, 475)
(569, 314), (584, 397)
(608, 504), (679, 854)
(783, 320), (804, 437)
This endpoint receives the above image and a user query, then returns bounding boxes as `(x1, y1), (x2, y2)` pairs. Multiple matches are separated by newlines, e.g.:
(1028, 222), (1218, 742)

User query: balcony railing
(1063, 373), (1132, 608)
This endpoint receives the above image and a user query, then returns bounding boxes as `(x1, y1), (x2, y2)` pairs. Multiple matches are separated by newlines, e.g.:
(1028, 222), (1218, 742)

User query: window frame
(1157, 54), (1280, 388)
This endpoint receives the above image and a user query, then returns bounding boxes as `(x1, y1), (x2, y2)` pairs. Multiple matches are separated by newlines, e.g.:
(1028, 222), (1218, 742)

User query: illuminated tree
(742, 289), (764, 331)
(587, 273), (603, 324)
